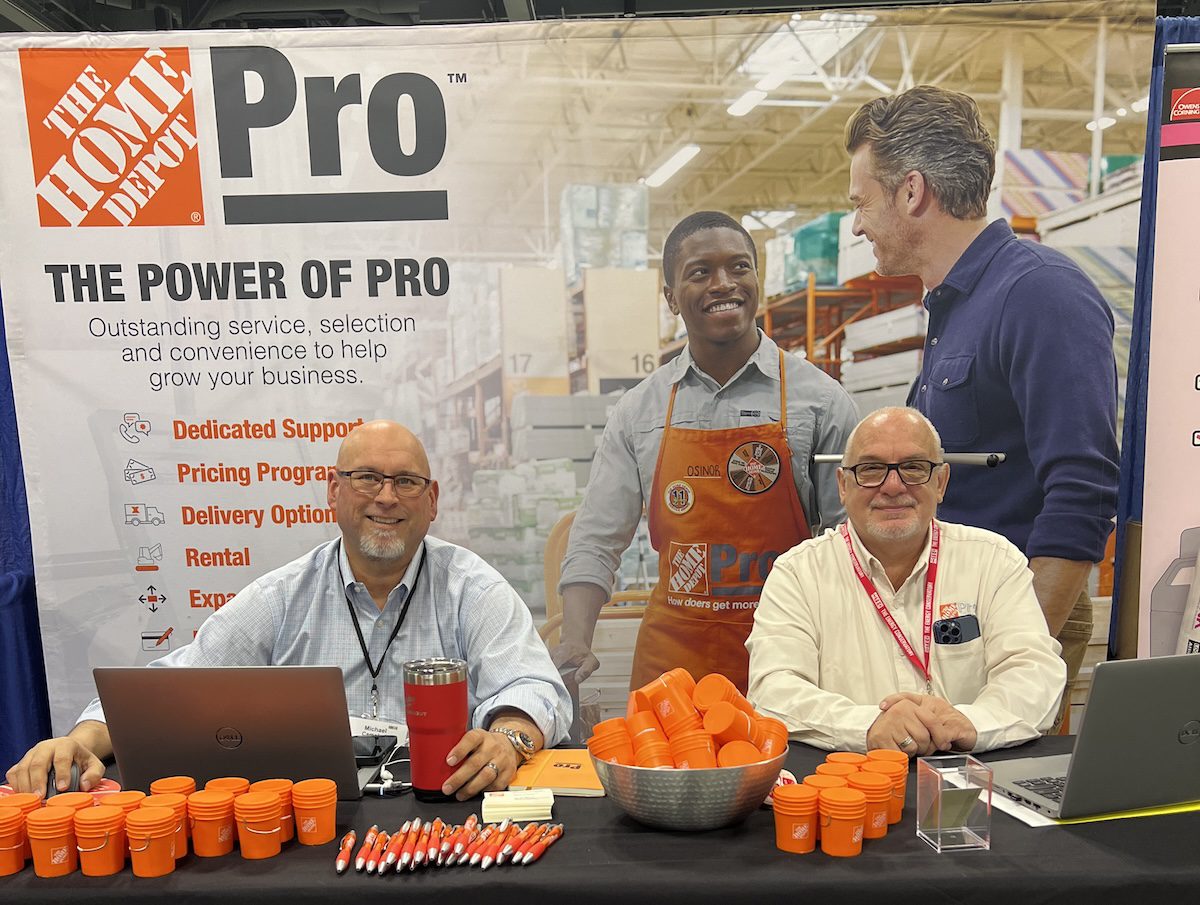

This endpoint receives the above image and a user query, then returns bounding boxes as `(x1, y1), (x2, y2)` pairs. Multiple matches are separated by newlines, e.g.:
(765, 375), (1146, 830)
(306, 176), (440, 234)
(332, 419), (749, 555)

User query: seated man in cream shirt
(746, 407), (1065, 755)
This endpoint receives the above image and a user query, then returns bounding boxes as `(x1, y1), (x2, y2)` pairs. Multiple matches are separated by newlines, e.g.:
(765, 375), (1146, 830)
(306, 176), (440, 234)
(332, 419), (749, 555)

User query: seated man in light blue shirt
(7, 420), (570, 800)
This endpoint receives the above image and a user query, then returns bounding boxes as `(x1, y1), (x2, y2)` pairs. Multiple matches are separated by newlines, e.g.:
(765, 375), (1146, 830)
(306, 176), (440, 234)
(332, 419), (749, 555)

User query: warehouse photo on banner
(0, 0), (1152, 751)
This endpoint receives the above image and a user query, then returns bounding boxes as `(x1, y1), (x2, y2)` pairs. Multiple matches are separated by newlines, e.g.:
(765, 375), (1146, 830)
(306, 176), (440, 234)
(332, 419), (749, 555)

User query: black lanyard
(339, 541), (427, 719)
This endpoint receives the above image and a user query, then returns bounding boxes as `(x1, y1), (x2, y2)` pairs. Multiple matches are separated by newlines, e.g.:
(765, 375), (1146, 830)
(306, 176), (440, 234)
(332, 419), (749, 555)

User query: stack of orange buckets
(774, 749), (908, 857)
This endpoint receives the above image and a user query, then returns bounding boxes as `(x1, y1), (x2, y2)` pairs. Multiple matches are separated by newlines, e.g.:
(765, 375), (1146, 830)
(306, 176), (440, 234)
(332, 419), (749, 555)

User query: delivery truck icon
(124, 503), (165, 526)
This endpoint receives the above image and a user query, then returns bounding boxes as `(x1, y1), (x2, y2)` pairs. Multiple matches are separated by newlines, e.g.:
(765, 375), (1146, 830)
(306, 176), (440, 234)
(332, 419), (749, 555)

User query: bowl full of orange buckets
(586, 669), (788, 831)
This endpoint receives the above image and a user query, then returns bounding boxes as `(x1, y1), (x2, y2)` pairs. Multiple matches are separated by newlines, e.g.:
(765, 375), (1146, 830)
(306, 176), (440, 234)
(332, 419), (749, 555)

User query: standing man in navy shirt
(842, 86), (1119, 726)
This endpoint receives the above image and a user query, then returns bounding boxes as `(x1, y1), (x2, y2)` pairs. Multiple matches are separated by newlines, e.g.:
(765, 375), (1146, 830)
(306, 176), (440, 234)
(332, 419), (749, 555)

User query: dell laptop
(991, 654), (1200, 819)
(95, 666), (364, 799)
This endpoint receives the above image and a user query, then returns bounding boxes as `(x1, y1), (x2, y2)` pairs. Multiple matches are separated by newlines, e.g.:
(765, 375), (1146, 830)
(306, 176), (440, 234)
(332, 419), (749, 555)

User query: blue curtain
(1112, 16), (1200, 655)
(0, 286), (50, 771)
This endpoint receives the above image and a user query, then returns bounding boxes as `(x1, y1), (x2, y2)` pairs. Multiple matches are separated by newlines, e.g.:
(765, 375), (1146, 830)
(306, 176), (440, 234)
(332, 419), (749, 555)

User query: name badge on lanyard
(840, 522), (940, 694)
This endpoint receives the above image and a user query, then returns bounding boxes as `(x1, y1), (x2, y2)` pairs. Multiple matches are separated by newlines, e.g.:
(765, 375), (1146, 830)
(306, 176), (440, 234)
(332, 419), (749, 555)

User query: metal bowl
(591, 748), (788, 831)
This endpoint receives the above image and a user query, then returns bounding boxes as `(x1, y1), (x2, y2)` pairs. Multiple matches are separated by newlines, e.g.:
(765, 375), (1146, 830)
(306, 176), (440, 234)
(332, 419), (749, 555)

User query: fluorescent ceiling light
(727, 90), (768, 117)
(1130, 95), (1150, 113)
(645, 144), (701, 188)
(742, 210), (795, 231)
(742, 13), (874, 84)
(1085, 116), (1117, 132)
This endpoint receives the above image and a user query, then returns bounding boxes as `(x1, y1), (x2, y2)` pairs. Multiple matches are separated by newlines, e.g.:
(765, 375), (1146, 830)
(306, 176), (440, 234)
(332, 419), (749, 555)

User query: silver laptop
(95, 666), (363, 799)
(992, 654), (1200, 819)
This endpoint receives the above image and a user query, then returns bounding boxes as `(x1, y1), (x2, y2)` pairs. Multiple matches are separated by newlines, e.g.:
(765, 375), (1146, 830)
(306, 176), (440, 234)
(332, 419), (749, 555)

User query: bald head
(842, 407), (942, 465)
(336, 420), (431, 476)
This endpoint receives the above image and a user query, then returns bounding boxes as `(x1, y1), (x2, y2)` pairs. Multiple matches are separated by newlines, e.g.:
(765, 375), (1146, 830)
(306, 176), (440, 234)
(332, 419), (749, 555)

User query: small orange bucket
(815, 762), (859, 779)
(866, 748), (910, 766)
(826, 752), (868, 768)
(142, 793), (189, 858)
(668, 729), (717, 769)
(703, 701), (755, 747)
(150, 776), (196, 798)
(756, 718), (789, 758)
(25, 805), (77, 877)
(819, 787), (867, 857)
(290, 779), (337, 845)
(188, 789), (235, 856)
(847, 772), (892, 839)
(126, 806), (176, 878)
(772, 784), (819, 854)
(45, 792), (96, 813)
(587, 734), (635, 766)
(627, 709), (666, 742)
(0, 806), (26, 877)
(248, 779), (295, 843)
(74, 805), (126, 877)
(206, 777), (250, 796)
(862, 761), (908, 824)
(802, 774), (848, 791)
(4, 793), (41, 861)
(633, 738), (674, 769)
(717, 740), (763, 768)
(234, 791), (282, 860)
(591, 717), (631, 742)
(649, 683), (702, 738)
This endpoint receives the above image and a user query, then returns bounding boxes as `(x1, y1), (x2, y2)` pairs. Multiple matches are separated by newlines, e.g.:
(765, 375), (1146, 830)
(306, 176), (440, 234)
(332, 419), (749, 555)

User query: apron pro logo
(668, 542), (710, 595)
(20, 46), (203, 227)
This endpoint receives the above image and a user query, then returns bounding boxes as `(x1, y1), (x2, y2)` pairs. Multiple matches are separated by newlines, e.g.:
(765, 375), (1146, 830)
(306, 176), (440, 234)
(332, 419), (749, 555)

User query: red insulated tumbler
(404, 658), (468, 802)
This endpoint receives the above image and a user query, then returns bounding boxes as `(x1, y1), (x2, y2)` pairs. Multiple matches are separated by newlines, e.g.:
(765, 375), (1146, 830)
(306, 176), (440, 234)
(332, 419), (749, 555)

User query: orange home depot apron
(633, 350), (812, 693)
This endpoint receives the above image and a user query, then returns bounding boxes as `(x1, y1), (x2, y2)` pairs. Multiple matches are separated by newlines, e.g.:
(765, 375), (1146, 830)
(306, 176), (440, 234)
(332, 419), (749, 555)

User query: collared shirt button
(921, 384), (927, 392)
(930, 337), (938, 345)
(942, 377), (949, 385)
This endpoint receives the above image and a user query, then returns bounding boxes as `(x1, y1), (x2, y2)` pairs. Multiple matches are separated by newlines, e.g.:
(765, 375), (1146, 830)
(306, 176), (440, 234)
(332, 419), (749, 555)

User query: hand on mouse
(5, 722), (110, 797)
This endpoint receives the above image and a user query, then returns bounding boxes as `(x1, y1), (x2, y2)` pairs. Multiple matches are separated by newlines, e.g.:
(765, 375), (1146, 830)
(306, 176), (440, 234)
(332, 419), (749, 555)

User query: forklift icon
(124, 503), (166, 526)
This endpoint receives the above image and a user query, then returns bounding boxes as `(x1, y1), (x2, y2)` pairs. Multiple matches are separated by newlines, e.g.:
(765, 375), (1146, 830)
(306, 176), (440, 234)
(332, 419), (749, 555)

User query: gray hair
(842, 407), (944, 463)
(844, 85), (995, 220)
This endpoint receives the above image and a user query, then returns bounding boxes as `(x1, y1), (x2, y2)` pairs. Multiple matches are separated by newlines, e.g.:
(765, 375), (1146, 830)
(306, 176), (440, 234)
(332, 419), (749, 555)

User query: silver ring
(899, 736), (915, 749)
(485, 761), (499, 776)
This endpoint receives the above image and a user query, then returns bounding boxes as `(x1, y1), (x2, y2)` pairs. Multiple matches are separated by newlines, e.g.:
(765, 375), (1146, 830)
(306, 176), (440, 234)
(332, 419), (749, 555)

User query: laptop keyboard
(1014, 776), (1066, 802)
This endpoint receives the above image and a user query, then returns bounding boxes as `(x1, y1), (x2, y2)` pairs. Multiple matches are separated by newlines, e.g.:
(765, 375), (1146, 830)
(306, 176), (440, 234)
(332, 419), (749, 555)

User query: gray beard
(358, 533), (407, 562)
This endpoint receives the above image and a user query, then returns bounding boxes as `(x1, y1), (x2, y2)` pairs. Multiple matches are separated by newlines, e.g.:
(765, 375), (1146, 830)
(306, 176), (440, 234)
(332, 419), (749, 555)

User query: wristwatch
(491, 727), (536, 764)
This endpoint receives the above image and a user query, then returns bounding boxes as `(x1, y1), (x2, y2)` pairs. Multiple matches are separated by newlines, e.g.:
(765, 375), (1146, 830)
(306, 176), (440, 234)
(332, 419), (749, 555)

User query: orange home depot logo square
(19, 46), (204, 227)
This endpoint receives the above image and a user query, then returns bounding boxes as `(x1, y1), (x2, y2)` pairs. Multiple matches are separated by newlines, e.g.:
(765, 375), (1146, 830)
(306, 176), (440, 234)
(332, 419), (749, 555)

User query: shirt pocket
(927, 355), (979, 446)
(933, 638), (985, 703)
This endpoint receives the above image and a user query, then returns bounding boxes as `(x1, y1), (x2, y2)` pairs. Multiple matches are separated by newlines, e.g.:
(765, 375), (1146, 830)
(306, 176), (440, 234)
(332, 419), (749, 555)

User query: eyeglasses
(337, 469), (432, 497)
(842, 459), (943, 488)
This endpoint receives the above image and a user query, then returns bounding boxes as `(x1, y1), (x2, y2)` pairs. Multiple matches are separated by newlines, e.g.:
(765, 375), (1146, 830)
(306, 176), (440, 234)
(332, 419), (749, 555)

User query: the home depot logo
(19, 46), (203, 227)
(1169, 87), (1200, 121)
(668, 542), (710, 596)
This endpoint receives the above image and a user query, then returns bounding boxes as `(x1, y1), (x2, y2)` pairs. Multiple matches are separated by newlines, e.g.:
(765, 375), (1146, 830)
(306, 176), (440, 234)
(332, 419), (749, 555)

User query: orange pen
(499, 823), (539, 866)
(335, 829), (357, 874)
(523, 824), (563, 864)
(453, 824), (481, 866)
(365, 830), (390, 874)
(423, 817), (445, 864)
(399, 817), (422, 870)
(353, 824), (380, 872)
(380, 820), (410, 874)
(463, 823), (494, 866)
(517, 823), (554, 863)
(452, 814), (479, 863)
(411, 819), (434, 869)
(480, 820), (515, 870)
(439, 824), (462, 866)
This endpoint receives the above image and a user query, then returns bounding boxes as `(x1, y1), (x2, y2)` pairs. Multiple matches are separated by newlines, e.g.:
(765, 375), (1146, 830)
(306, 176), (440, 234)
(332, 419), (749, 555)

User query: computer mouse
(45, 763), (81, 798)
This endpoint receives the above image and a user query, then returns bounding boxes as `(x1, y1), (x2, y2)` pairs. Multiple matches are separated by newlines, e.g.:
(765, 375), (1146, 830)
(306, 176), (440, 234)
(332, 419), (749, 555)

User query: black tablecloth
(3, 737), (1197, 904)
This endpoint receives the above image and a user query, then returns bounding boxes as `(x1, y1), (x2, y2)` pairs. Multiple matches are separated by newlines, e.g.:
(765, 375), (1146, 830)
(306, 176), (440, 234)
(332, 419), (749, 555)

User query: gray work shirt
(561, 331), (859, 595)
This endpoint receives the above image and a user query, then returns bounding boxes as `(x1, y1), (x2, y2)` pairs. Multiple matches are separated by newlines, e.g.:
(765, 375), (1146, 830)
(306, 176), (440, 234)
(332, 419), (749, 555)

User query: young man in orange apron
(555, 211), (858, 694)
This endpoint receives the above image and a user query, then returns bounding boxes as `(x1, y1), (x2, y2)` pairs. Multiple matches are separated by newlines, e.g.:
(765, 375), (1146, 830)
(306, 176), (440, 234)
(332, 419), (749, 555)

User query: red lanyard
(840, 521), (940, 693)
